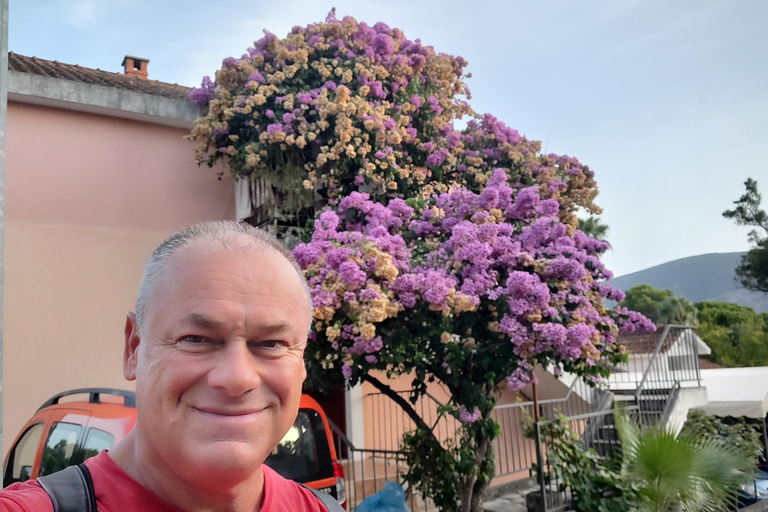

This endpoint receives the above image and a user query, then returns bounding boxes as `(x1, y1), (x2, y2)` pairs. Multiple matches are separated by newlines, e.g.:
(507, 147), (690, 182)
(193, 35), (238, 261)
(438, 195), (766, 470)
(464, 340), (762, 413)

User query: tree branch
(362, 373), (439, 441)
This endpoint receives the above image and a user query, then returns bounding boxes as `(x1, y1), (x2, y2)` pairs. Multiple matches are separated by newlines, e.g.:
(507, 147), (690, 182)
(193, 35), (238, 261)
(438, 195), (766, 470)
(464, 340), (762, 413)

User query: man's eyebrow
(256, 321), (293, 336)
(177, 314), (295, 336)
(178, 312), (224, 329)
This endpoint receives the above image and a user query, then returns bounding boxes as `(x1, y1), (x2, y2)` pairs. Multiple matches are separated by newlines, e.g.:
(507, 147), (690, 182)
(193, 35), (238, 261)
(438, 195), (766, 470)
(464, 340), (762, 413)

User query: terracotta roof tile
(618, 326), (687, 355)
(698, 358), (723, 369)
(9, 52), (193, 101)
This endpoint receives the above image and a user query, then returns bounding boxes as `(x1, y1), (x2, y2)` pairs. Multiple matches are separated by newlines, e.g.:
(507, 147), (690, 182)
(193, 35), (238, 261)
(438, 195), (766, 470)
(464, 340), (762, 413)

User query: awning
(699, 367), (768, 419)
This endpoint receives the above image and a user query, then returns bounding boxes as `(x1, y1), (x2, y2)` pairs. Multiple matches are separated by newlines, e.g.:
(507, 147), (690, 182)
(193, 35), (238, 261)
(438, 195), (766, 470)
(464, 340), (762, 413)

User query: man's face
(123, 244), (310, 480)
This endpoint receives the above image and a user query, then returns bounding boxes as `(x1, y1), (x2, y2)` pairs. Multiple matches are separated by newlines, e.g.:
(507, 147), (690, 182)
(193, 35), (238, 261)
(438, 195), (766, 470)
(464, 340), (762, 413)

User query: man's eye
(180, 335), (208, 344)
(260, 340), (288, 349)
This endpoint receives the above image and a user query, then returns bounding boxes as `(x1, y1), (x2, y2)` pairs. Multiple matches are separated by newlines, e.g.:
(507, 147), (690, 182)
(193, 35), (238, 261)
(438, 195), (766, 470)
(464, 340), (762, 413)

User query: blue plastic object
(740, 469), (768, 501)
(356, 481), (411, 512)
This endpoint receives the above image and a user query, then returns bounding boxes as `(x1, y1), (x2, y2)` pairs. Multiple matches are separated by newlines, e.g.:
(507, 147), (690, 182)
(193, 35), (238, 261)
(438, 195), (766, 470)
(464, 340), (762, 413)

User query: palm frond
(615, 409), (755, 512)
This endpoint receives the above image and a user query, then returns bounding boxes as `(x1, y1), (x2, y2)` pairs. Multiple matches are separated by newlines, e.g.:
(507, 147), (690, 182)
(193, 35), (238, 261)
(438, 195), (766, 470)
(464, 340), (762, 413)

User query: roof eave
(9, 70), (201, 129)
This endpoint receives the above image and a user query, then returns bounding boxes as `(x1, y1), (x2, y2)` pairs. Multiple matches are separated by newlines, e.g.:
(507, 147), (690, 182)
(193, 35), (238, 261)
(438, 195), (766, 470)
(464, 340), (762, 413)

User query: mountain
(609, 252), (768, 313)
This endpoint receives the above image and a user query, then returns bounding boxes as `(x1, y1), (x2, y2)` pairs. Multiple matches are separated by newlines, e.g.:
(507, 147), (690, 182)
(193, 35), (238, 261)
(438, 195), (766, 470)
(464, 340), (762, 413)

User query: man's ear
(124, 312), (141, 381)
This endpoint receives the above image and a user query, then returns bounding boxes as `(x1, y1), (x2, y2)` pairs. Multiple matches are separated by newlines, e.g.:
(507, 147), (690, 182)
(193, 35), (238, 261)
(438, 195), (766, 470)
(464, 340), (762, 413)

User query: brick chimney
(121, 55), (149, 80)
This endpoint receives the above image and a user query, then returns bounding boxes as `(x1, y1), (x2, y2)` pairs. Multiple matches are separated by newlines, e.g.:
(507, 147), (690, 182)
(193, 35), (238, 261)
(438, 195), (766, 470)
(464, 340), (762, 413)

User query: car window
(265, 409), (334, 483)
(39, 422), (82, 477)
(5, 423), (45, 486)
(77, 428), (115, 462)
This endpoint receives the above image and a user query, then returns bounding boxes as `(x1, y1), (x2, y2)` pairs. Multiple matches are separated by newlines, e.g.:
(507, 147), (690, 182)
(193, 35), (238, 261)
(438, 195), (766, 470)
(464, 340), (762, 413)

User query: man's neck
(109, 432), (266, 512)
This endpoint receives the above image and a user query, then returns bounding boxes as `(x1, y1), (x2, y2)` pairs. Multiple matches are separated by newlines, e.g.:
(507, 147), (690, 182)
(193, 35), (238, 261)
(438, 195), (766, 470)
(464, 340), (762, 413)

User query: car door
(265, 408), (336, 488)
(3, 410), (51, 487)
(36, 408), (91, 479)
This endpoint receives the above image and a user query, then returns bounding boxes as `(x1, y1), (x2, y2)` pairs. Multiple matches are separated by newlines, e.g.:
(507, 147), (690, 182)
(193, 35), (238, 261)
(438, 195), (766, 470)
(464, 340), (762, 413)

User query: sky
(11, 0), (768, 277)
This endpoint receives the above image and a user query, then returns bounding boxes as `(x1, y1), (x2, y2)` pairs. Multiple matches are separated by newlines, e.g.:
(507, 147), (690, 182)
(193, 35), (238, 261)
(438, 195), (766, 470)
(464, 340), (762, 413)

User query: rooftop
(619, 327), (686, 355)
(9, 52), (192, 101)
(698, 358), (723, 369)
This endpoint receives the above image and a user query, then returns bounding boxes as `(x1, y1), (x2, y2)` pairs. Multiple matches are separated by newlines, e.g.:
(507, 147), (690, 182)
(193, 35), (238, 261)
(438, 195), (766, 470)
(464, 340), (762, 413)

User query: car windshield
(264, 408), (334, 483)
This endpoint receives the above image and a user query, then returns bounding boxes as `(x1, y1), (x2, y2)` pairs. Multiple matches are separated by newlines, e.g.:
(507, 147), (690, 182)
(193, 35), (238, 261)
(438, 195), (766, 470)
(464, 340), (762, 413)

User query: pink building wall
(3, 102), (235, 450)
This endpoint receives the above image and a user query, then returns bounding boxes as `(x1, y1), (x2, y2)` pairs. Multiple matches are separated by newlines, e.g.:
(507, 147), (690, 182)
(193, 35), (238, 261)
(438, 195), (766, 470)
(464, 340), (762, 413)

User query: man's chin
(183, 443), (270, 479)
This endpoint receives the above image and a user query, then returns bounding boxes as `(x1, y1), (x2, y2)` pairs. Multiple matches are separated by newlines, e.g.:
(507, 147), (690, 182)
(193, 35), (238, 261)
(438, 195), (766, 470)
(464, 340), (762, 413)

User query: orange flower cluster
(188, 13), (473, 213)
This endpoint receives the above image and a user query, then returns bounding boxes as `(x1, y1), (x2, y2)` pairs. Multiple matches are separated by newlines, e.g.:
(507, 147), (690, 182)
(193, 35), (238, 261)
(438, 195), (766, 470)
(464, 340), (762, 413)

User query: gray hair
(135, 220), (312, 335)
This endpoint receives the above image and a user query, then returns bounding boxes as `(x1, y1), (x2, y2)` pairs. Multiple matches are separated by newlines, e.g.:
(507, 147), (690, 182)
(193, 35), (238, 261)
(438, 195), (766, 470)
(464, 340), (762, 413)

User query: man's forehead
(161, 245), (307, 310)
(166, 243), (288, 278)
(143, 239), (311, 331)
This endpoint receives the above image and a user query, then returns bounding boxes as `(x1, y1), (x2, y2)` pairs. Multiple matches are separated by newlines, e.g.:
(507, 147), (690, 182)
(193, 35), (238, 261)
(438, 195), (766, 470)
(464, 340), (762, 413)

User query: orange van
(2, 388), (346, 508)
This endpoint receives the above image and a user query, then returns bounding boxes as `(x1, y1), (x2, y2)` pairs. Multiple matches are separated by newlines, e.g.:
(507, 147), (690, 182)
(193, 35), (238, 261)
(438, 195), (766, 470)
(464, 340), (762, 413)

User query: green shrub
(680, 409), (764, 466)
(535, 414), (644, 512)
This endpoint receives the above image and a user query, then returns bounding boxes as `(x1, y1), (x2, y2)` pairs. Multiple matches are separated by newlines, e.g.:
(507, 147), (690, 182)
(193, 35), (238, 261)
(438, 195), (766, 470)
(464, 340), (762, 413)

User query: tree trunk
(458, 468), (477, 512)
(470, 440), (493, 512)
(459, 417), (495, 512)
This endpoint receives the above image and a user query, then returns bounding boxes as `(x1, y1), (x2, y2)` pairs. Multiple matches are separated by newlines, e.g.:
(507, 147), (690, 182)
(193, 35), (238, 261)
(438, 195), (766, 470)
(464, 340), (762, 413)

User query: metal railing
(603, 325), (700, 384)
(491, 374), (612, 479)
(532, 405), (640, 512)
(621, 325), (701, 425)
(327, 418), (432, 512)
(364, 373), (612, 482)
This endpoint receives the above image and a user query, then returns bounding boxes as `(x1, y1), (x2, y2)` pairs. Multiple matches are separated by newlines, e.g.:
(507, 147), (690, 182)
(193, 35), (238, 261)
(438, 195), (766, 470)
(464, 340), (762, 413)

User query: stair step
(590, 438), (618, 445)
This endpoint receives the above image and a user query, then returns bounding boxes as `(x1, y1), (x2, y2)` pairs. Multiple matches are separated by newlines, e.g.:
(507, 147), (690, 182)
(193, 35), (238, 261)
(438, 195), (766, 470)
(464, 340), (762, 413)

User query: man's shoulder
(261, 465), (332, 512)
(0, 464), (337, 512)
(0, 480), (53, 512)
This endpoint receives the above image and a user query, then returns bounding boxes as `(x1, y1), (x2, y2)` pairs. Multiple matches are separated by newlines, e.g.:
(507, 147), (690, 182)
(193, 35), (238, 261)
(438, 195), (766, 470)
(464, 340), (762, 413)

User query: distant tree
(40, 440), (70, 477)
(619, 285), (699, 327)
(617, 294), (768, 366)
(618, 284), (675, 324)
(657, 296), (699, 327)
(578, 216), (609, 242)
(723, 179), (768, 292)
(696, 301), (768, 367)
(696, 301), (757, 327)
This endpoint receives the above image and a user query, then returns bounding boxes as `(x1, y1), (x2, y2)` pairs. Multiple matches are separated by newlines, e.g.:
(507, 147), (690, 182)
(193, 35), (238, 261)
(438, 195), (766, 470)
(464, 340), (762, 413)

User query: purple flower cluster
(293, 196), (419, 370)
(295, 168), (654, 385)
(507, 360), (539, 392)
(459, 406), (481, 423)
(613, 307), (657, 334)
(189, 11), (474, 202)
(189, 76), (216, 106)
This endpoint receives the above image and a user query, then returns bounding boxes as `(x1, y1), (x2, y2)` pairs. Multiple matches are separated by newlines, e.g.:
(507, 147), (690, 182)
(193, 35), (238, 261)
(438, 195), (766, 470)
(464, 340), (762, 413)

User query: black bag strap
(299, 483), (345, 512)
(38, 464), (97, 512)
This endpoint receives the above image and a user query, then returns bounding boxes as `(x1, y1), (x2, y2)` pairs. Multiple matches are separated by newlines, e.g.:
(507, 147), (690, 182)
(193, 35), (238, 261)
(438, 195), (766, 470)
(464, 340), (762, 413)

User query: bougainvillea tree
(189, 11), (654, 512)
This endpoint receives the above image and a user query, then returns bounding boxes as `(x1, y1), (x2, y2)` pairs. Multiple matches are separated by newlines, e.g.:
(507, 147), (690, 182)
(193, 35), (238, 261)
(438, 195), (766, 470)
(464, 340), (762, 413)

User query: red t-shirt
(0, 451), (328, 511)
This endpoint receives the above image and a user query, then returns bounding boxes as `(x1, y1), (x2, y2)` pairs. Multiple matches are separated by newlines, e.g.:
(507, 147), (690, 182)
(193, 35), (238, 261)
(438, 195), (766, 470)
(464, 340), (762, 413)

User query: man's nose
(207, 343), (262, 396)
